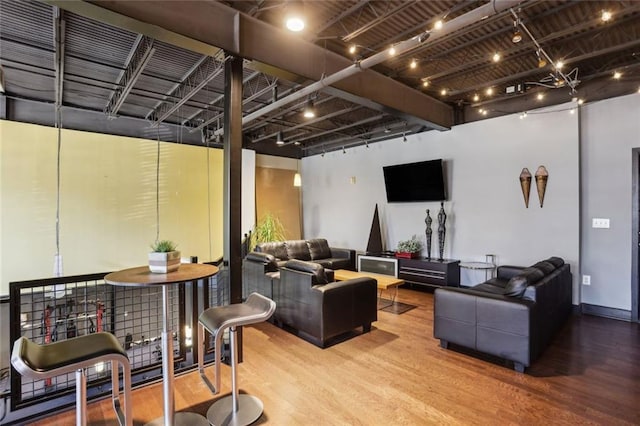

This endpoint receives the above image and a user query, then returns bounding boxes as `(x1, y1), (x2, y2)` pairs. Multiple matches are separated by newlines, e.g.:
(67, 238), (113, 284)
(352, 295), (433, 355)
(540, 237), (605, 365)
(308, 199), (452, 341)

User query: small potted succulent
(148, 240), (180, 273)
(395, 235), (423, 259)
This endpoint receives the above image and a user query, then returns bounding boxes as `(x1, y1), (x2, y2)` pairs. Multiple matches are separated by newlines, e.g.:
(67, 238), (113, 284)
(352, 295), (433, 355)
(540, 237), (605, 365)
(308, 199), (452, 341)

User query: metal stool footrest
(11, 332), (132, 426)
(198, 293), (276, 426)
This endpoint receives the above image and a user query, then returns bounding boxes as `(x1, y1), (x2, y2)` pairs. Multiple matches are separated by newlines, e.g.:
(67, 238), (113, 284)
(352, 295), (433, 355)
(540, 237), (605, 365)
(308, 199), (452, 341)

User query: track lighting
(403, 132), (407, 142)
(421, 78), (429, 88)
(536, 50), (547, 68)
(388, 46), (396, 56)
(536, 93), (544, 101)
(410, 59), (418, 69)
(349, 44), (357, 55)
(303, 99), (316, 118)
(613, 71), (622, 80)
(486, 87), (494, 96)
(342, 147), (346, 154)
(555, 60), (564, 70)
(519, 112), (527, 119)
(440, 88), (447, 96)
(472, 93), (479, 102)
(433, 19), (443, 31)
(492, 52), (501, 62)
(511, 20), (522, 43)
(601, 10), (612, 22)
(276, 131), (285, 145)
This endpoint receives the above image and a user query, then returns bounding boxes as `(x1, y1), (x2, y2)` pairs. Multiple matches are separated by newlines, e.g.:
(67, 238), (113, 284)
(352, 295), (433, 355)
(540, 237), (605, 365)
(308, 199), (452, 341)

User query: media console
(398, 258), (460, 289)
(357, 254), (460, 289)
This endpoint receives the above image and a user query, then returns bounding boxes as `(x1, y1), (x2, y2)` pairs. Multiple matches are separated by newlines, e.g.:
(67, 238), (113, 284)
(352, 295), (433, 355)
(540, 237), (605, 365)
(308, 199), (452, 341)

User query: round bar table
(105, 263), (219, 426)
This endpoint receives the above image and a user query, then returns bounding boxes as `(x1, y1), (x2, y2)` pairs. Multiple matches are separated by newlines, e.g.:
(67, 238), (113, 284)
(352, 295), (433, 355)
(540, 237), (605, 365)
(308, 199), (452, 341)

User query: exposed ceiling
(1, 0), (639, 158)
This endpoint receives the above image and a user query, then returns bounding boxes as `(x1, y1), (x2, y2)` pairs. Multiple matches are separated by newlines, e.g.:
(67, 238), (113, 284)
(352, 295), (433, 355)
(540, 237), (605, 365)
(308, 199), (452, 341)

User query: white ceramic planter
(148, 251), (181, 273)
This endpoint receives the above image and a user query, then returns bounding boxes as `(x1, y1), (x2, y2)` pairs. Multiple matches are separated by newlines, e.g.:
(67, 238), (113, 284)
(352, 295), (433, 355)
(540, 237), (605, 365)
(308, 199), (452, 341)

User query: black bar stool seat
(198, 292), (276, 426)
(11, 332), (132, 426)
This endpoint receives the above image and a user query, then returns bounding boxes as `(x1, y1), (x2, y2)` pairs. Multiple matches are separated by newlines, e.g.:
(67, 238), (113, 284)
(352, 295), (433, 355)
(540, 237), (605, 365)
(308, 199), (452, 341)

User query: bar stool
(198, 292), (276, 426)
(11, 332), (132, 426)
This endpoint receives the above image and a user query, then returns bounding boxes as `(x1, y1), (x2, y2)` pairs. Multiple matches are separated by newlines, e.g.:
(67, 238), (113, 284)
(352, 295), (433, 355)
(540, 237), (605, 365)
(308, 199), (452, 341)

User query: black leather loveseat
(256, 238), (355, 271)
(433, 257), (572, 372)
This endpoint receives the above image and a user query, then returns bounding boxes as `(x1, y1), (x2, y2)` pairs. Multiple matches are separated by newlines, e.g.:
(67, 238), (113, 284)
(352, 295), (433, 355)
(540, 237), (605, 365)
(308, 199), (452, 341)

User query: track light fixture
(276, 131), (285, 145)
(349, 44), (357, 55)
(492, 52), (501, 62)
(403, 132), (407, 142)
(613, 71), (622, 80)
(433, 19), (443, 31)
(511, 20), (522, 43)
(472, 93), (479, 102)
(342, 146), (346, 154)
(536, 50), (547, 68)
(410, 59), (418, 69)
(601, 10), (612, 22)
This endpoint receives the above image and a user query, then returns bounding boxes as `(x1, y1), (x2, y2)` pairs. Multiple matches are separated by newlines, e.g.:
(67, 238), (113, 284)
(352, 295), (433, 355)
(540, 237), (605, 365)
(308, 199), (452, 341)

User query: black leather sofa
(434, 256), (572, 372)
(256, 238), (355, 271)
(274, 259), (377, 348)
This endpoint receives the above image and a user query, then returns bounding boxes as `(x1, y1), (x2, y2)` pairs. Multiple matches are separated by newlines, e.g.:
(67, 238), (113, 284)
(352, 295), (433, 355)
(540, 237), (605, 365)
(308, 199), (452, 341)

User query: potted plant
(250, 213), (286, 251)
(396, 235), (423, 259)
(149, 240), (180, 273)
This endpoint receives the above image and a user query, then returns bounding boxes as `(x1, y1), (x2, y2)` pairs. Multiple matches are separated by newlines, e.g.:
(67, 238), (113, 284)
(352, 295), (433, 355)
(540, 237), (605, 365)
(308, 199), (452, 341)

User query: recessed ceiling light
(601, 10), (612, 22)
(285, 16), (304, 32)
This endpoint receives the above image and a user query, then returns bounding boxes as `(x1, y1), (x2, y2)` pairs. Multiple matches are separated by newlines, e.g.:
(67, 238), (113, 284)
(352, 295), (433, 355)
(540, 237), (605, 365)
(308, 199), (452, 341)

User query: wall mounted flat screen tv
(383, 159), (447, 202)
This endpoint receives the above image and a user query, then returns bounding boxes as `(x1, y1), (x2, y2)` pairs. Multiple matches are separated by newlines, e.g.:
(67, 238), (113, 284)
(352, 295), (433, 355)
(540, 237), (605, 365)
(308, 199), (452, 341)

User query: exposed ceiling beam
(147, 55), (224, 126)
(341, 1), (417, 42)
(50, 0), (453, 130)
(104, 35), (155, 117)
(309, 0), (369, 42)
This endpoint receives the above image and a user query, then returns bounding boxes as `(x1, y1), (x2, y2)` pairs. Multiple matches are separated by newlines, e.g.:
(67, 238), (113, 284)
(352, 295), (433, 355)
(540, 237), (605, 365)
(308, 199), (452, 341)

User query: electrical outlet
(592, 218), (610, 228)
(582, 275), (591, 286)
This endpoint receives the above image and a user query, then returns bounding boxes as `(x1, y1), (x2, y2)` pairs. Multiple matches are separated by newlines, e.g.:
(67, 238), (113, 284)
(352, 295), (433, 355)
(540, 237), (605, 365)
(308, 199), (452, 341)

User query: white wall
(580, 93), (640, 311)
(303, 104), (580, 298)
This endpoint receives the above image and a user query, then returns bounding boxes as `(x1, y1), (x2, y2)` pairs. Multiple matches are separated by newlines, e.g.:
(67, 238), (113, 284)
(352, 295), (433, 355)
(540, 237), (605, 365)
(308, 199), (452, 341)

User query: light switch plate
(582, 275), (591, 285)
(592, 218), (610, 228)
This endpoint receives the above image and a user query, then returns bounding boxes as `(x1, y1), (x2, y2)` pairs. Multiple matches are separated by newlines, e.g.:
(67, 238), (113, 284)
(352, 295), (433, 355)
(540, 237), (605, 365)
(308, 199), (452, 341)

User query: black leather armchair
(275, 259), (377, 348)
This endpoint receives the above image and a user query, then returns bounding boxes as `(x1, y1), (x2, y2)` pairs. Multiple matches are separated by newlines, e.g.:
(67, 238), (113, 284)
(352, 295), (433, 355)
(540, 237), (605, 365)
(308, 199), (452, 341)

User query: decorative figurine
(437, 202), (447, 261)
(425, 209), (433, 259)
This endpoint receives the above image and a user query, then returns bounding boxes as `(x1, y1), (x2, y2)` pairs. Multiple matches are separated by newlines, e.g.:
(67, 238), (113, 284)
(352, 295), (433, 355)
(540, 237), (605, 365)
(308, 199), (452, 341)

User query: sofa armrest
(329, 247), (356, 270)
(496, 265), (525, 281)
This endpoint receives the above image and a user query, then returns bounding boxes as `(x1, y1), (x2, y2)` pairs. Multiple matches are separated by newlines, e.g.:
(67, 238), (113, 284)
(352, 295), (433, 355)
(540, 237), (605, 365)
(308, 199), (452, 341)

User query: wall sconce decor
(519, 168), (532, 208)
(535, 165), (549, 207)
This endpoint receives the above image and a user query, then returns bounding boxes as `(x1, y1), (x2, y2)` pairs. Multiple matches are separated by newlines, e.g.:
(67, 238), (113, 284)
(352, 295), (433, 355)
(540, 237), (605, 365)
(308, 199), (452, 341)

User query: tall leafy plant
(251, 213), (286, 250)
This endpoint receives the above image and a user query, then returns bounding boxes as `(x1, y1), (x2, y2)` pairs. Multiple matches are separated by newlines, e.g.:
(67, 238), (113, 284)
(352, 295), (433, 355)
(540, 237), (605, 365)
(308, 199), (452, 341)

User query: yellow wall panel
(0, 121), (223, 295)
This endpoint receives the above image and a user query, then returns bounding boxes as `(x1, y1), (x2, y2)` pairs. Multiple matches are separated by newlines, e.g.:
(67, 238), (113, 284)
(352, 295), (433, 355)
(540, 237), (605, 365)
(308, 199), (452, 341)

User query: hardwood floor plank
(26, 289), (640, 425)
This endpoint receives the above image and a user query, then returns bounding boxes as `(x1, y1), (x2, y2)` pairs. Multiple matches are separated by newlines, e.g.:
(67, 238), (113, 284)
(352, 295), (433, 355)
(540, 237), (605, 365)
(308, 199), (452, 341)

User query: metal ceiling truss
(147, 53), (225, 126)
(289, 113), (385, 146)
(341, 1), (417, 43)
(190, 74), (279, 133)
(309, 0), (369, 42)
(104, 35), (154, 117)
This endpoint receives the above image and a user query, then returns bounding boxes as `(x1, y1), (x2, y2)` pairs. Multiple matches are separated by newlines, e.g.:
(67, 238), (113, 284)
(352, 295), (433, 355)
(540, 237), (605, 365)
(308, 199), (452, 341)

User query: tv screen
(383, 159), (446, 202)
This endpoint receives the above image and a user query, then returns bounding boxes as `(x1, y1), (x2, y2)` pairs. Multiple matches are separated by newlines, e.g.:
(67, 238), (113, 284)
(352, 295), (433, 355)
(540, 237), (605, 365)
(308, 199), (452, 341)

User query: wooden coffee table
(333, 269), (404, 308)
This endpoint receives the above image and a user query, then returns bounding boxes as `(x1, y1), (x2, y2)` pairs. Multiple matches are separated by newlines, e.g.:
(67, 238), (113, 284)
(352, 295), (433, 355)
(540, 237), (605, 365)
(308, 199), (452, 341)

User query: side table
(459, 254), (497, 283)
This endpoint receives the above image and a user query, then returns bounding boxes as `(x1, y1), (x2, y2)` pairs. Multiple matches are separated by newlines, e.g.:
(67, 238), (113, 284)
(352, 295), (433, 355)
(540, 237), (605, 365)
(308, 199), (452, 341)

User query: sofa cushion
(504, 267), (544, 297)
(284, 259), (328, 285)
(257, 242), (289, 261)
(546, 256), (565, 268)
(531, 261), (555, 275)
(286, 240), (312, 261)
(307, 239), (332, 260)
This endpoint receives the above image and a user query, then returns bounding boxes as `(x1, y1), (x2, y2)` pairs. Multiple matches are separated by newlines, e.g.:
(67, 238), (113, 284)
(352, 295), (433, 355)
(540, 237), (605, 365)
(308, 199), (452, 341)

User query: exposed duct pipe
(213, 0), (521, 136)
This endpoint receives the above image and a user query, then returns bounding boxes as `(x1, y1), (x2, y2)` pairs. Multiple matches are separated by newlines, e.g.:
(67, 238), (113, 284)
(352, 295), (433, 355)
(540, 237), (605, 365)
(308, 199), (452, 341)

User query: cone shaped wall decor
(519, 168), (532, 208)
(535, 165), (549, 207)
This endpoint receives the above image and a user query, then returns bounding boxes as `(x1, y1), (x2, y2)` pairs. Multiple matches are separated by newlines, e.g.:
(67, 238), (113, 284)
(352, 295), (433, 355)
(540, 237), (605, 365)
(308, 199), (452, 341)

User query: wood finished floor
(30, 288), (640, 425)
